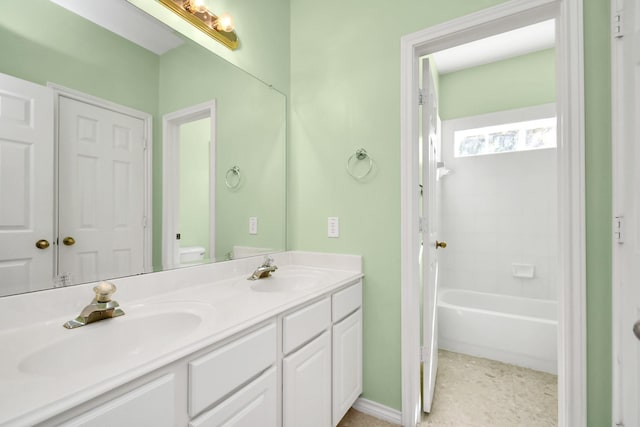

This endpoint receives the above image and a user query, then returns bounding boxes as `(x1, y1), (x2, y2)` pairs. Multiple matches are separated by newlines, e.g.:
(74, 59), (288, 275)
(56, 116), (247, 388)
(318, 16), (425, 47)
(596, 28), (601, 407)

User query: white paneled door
(0, 72), (54, 296)
(616, 0), (640, 424)
(421, 57), (442, 413)
(58, 96), (145, 285)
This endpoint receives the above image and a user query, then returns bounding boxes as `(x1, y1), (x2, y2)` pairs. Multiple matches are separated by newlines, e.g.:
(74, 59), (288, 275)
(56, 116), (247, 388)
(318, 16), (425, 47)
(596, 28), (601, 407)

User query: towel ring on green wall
(347, 148), (373, 180)
(225, 166), (241, 189)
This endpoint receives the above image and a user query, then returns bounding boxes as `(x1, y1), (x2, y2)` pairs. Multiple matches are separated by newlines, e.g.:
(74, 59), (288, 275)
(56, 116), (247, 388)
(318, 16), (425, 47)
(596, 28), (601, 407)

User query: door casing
(400, 0), (586, 426)
(162, 101), (217, 270)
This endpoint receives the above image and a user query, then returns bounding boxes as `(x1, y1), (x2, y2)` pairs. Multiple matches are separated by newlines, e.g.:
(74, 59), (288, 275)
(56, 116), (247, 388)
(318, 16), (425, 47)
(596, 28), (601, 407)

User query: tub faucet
(63, 281), (125, 329)
(248, 256), (278, 280)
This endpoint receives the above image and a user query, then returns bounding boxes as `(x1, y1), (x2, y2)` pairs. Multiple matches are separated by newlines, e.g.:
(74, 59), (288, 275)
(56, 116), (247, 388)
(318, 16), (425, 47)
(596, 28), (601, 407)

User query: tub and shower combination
(438, 288), (558, 374)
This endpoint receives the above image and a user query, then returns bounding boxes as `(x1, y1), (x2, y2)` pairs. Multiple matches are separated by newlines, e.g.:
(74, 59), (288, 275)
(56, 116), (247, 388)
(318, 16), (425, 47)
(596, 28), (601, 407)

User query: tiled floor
(338, 350), (557, 427)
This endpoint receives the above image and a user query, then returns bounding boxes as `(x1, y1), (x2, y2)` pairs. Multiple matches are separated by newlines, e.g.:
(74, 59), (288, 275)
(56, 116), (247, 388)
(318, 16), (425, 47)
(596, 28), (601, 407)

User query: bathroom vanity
(0, 252), (362, 427)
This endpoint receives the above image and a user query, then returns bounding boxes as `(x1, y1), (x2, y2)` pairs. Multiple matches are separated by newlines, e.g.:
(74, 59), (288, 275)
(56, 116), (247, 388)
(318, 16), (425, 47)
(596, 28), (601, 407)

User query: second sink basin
(249, 269), (329, 292)
(18, 303), (209, 376)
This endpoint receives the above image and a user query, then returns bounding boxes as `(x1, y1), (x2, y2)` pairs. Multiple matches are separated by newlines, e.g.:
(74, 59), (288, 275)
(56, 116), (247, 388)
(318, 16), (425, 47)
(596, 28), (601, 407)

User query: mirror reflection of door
(178, 118), (211, 265)
(162, 101), (216, 270)
(0, 73), (54, 296)
(58, 95), (147, 285)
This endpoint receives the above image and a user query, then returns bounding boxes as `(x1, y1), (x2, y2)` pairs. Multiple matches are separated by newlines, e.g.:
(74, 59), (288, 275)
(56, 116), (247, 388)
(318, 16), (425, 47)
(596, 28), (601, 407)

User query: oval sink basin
(249, 272), (326, 292)
(19, 307), (204, 376)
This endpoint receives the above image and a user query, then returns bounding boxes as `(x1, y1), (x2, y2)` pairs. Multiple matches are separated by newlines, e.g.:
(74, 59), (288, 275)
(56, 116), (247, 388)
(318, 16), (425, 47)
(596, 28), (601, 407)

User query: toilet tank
(179, 246), (206, 263)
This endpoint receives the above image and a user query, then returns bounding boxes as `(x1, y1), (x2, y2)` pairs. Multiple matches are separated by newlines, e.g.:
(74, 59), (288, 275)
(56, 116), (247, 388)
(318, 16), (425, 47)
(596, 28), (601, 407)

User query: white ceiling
(49, 0), (184, 55)
(431, 20), (556, 75)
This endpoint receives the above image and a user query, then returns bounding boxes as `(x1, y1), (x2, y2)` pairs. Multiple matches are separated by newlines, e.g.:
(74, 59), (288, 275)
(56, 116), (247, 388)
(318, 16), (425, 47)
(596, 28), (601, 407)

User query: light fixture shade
(215, 13), (234, 32)
(159, 0), (238, 50)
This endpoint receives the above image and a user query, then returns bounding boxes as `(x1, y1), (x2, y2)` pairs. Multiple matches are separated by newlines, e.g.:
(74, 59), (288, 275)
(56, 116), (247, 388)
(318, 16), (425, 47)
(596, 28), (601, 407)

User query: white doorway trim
(399, 0), (586, 426)
(48, 83), (154, 274)
(162, 101), (217, 269)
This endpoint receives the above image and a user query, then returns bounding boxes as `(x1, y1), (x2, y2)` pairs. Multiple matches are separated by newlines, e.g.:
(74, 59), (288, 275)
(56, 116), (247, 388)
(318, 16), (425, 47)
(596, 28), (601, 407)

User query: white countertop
(0, 251), (362, 426)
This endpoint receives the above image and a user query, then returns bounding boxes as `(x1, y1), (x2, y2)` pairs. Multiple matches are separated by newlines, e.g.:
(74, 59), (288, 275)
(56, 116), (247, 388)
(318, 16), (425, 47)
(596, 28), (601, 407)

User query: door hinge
(143, 138), (149, 150)
(420, 346), (427, 362)
(613, 12), (624, 39)
(419, 216), (426, 232)
(418, 89), (427, 106)
(142, 216), (148, 228)
(614, 215), (624, 243)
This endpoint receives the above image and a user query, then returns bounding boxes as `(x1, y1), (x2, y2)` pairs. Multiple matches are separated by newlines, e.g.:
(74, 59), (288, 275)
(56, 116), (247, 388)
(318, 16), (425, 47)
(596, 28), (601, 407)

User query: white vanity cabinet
(58, 375), (176, 427)
(281, 281), (363, 427)
(33, 280), (363, 427)
(331, 282), (363, 426)
(282, 298), (332, 427)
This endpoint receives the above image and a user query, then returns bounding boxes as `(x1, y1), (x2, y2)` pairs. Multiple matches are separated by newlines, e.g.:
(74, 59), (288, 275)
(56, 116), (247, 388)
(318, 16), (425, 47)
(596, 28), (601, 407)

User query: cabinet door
(283, 330), (331, 427)
(332, 309), (362, 426)
(60, 375), (175, 427)
(190, 367), (277, 427)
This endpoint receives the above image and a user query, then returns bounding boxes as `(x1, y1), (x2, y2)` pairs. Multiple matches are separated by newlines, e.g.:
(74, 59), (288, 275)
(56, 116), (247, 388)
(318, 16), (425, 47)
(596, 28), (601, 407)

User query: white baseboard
(352, 398), (402, 425)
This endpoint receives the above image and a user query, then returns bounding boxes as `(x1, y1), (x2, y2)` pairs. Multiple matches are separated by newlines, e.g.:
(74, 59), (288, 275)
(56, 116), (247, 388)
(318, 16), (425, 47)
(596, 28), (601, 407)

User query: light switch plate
(249, 217), (258, 235)
(328, 217), (339, 238)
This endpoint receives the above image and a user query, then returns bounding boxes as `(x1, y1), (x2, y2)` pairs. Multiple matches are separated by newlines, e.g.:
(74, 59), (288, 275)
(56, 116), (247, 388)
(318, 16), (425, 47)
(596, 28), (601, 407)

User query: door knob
(63, 236), (76, 246)
(634, 321), (640, 341)
(35, 239), (50, 249)
(435, 240), (447, 249)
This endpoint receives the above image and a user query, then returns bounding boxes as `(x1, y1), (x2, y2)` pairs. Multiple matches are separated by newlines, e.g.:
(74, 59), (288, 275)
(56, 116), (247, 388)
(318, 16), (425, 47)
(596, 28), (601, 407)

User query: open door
(421, 57), (443, 413)
(614, 0), (640, 424)
(0, 72), (54, 296)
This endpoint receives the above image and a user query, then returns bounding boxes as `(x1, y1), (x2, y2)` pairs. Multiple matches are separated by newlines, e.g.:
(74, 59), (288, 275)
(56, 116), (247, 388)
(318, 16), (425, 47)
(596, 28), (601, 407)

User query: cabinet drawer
(60, 375), (175, 427)
(189, 322), (276, 417)
(332, 281), (362, 322)
(283, 297), (331, 354)
(189, 367), (277, 427)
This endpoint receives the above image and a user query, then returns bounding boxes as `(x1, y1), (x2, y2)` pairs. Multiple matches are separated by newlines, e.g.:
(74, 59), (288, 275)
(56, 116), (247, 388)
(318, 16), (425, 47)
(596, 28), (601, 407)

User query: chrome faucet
(63, 281), (125, 329)
(248, 256), (278, 280)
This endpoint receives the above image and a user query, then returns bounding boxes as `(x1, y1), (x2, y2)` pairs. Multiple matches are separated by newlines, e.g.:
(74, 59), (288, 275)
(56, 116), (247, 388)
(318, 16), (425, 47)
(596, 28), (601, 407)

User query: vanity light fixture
(159, 0), (238, 50)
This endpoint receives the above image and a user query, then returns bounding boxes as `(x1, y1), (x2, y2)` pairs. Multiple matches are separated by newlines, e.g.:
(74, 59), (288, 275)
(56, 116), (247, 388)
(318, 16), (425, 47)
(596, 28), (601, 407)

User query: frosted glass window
(454, 117), (556, 158)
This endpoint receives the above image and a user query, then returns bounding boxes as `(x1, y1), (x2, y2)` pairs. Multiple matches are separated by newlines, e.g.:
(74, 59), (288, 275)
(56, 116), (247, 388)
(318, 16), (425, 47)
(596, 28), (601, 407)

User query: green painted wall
(0, 0), (159, 116)
(289, 0), (611, 423)
(179, 118), (211, 259)
(129, 0), (290, 93)
(584, 0), (612, 425)
(158, 42), (286, 262)
(439, 48), (556, 120)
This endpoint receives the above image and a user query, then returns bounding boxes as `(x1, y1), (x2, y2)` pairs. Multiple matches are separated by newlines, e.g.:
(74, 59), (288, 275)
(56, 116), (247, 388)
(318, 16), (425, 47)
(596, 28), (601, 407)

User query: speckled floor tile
(420, 350), (557, 427)
(336, 350), (557, 427)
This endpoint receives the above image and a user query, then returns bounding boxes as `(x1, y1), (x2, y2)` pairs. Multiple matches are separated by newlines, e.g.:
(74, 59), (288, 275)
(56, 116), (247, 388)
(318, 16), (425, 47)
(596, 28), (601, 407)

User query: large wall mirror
(0, 0), (286, 297)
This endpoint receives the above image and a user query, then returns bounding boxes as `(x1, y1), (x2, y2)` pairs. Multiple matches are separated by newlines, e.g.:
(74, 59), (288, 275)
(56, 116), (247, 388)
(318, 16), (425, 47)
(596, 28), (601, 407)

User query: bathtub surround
(438, 289), (558, 373)
(439, 118), (558, 300)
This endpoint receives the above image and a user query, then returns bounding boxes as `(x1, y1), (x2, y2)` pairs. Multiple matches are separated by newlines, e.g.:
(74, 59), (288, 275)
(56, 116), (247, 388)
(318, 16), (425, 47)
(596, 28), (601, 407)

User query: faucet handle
(93, 281), (117, 303)
(262, 255), (274, 266)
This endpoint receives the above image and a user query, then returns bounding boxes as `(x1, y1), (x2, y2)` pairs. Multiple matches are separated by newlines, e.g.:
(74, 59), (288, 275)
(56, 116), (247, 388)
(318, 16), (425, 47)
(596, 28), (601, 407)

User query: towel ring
(346, 148), (373, 180)
(225, 166), (241, 189)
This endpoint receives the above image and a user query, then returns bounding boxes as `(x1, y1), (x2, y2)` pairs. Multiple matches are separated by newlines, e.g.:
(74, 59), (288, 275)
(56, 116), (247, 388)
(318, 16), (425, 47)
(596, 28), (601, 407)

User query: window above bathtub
(444, 103), (557, 159)
(454, 117), (556, 158)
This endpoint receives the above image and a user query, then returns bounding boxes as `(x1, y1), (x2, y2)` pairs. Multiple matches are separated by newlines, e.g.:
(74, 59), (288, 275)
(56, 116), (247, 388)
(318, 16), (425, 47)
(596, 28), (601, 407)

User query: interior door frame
(162, 101), (217, 269)
(399, 0), (586, 426)
(611, 0), (633, 424)
(49, 83), (153, 275)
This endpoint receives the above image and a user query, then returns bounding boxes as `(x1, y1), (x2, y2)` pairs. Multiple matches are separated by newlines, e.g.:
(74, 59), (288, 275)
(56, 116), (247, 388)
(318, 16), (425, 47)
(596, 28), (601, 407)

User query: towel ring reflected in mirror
(225, 166), (241, 189)
(347, 148), (373, 180)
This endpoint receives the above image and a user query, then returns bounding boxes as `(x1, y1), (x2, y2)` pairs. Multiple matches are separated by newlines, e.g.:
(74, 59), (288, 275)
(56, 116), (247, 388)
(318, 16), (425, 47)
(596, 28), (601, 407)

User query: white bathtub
(438, 288), (558, 374)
